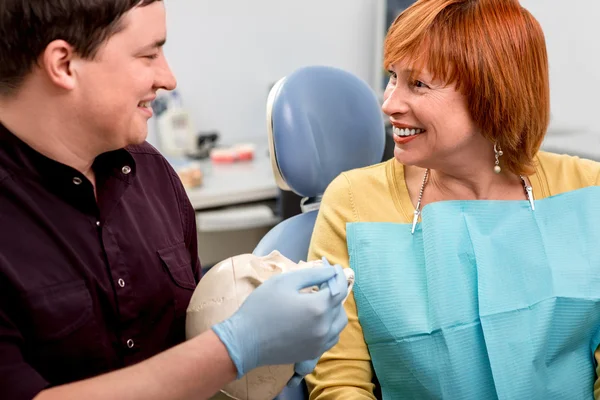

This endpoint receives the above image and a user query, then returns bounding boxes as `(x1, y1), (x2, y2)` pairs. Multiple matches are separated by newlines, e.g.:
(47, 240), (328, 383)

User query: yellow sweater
(306, 151), (600, 400)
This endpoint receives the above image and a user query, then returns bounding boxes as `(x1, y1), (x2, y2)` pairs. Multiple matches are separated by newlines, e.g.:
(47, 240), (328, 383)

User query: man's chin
(127, 127), (149, 146)
(130, 135), (147, 145)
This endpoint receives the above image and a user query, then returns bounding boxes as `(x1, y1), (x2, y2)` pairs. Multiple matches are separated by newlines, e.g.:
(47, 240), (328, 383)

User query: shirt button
(73, 177), (83, 185)
(126, 339), (135, 349)
(118, 278), (126, 288)
(121, 166), (132, 175)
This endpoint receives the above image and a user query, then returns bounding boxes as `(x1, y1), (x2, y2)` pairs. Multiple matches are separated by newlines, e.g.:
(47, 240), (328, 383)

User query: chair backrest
(254, 65), (385, 261)
(253, 65), (385, 400)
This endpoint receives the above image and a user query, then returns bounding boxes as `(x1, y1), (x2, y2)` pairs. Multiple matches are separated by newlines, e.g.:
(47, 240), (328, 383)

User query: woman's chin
(394, 147), (421, 166)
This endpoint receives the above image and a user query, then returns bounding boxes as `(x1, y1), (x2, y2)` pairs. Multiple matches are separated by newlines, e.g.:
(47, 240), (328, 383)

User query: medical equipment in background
(210, 144), (256, 163)
(152, 90), (198, 158)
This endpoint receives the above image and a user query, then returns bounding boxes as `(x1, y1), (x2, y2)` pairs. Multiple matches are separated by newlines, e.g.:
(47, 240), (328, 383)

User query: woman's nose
(381, 86), (410, 116)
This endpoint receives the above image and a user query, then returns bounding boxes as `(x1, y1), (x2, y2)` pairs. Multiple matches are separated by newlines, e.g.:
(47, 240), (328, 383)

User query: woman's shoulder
(343, 158), (393, 181)
(326, 159), (393, 192)
(322, 158), (404, 220)
(535, 151), (600, 193)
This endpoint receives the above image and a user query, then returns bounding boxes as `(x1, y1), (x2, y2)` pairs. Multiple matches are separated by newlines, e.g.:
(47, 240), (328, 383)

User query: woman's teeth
(393, 127), (424, 137)
(138, 101), (151, 108)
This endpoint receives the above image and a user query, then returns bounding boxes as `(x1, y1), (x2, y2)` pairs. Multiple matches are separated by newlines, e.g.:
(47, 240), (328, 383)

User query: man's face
(73, 2), (176, 152)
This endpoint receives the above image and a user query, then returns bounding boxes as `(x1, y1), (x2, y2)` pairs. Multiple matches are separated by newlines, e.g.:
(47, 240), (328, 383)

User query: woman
(306, 0), (600, 398)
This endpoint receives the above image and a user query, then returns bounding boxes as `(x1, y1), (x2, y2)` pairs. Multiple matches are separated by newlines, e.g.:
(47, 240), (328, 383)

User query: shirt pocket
(23, 280), (95, 342)
(157, 242), (197, 290)
(20, 280), (107, 383)
(157, 242), (198, 327)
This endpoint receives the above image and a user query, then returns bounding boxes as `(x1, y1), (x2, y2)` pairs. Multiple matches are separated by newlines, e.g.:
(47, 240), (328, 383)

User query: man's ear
(40, 40), (79, 91)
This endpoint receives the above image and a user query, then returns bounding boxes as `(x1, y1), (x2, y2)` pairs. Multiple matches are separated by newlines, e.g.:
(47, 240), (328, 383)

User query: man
(0, 1), (348, 399)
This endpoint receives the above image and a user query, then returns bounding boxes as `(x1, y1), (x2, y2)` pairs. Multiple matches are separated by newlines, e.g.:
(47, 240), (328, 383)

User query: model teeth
(393, 127), (423, 137)
(138, 101), (150, 108)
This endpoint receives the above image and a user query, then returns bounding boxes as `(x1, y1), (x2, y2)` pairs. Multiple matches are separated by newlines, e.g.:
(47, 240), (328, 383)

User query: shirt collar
(0, 122), (137, 186)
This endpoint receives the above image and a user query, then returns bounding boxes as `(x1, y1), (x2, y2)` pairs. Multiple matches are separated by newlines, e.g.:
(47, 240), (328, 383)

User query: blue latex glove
(288, 257), (345, 387)
(212, 264), (348, 378)
(287, 358), (319, 388)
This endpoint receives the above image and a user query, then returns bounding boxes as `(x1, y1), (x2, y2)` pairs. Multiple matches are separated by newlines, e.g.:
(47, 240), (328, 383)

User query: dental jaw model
(186, 251), (354, 400)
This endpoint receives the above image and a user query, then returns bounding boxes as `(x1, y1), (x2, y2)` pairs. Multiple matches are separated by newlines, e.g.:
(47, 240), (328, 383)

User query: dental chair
(253, 65), (386, 399)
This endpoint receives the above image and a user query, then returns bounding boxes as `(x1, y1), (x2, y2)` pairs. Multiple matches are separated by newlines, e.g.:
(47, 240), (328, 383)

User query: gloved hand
(287, 358), (320, 388)
(287, 261), (347, 387)
(212, 264), (349, 378)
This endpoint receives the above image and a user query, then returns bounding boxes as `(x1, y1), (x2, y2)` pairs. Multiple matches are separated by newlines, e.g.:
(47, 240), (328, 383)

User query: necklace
(411, 169), (536, 234)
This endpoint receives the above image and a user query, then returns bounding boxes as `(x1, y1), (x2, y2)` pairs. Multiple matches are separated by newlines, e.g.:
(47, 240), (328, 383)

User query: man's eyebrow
(142, 38), (166, 51)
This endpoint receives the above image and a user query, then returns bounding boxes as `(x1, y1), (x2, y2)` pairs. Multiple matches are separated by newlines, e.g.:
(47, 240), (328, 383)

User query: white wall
(161, 0), (380, 144)
(521, 1), (600, 139)
(156, 1), (600, 158)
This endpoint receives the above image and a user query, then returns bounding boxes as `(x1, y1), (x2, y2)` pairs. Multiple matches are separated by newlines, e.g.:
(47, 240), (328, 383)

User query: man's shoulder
(126, 141), (176, 174)
(126, 141), (163, 157)
(0, 162), (14, 188)
(125, 142), (184, 195)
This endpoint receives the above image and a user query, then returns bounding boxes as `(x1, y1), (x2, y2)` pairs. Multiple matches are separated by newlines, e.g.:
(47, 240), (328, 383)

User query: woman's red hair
(384, 0), (549, 175)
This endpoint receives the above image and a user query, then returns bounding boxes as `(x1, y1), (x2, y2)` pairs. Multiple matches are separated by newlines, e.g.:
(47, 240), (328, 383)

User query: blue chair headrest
(266, 66), (385, 198)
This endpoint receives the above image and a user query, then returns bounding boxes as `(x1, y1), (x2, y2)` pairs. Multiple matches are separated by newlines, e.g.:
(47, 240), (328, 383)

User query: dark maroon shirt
(0, 123), (201, 399)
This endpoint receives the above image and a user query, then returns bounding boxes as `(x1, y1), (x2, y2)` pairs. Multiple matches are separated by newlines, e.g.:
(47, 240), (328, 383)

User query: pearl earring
(494, 143), (503, 174)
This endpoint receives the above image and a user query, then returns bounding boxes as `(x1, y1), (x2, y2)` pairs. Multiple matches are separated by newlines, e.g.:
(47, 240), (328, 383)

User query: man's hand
(212, 265), (349, 378)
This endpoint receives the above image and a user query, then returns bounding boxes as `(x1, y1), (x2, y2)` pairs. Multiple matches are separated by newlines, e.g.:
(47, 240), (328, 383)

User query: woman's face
(381, 60), (482, 170)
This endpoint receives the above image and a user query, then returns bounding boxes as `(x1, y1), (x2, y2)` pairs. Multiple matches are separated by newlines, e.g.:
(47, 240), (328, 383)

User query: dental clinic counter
(184, 152), (279, 211)
(172, 144), (280, 266)
(164, 139), (279, 211)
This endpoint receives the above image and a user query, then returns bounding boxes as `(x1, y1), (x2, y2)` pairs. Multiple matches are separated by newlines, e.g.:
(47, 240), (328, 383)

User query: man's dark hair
(0, 0), (161, 96)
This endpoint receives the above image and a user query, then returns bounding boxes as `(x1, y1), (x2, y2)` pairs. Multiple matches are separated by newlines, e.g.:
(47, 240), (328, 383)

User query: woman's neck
(405, 163), (527, 207)
(428, 166), (522, 200)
